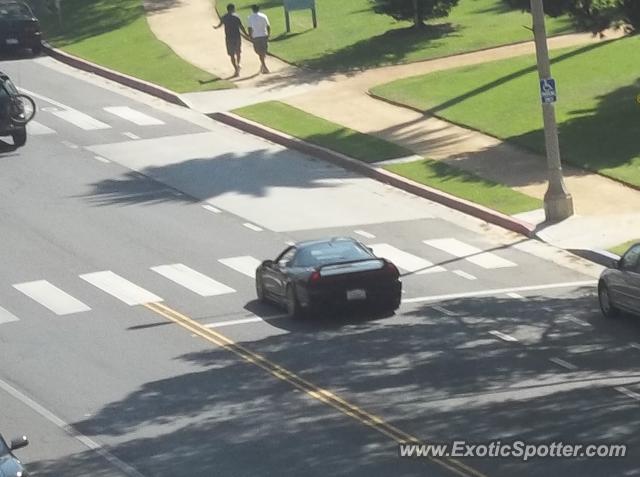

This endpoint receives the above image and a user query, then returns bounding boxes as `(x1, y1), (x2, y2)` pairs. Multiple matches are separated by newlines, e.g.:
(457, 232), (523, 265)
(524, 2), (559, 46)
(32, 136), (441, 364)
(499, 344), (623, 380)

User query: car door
(613, 245), (640, 312)
(262, 247), (296, 300)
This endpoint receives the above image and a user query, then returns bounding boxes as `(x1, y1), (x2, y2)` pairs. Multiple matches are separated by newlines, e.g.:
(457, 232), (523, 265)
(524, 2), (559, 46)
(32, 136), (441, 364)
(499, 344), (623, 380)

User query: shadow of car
(598, 243), (640, 318)
(0, 0), (42, 56)
(0, 433), (29, 476)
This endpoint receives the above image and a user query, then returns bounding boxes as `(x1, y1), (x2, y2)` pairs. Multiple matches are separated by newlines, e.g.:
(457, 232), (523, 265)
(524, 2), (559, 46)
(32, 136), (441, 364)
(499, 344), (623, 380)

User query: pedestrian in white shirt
(248, 4), (271, 74)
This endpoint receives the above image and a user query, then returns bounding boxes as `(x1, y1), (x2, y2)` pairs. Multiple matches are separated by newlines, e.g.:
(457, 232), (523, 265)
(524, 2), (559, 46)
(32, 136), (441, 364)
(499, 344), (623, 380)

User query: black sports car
(256, 237), (402, 318)
(0, 433), (29, 477)
(0, 1), (42, 55)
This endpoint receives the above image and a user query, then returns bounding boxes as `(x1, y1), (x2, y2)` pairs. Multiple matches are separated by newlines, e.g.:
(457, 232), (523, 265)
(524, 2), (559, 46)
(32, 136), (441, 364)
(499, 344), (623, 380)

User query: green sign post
(283, 0), (317, 32)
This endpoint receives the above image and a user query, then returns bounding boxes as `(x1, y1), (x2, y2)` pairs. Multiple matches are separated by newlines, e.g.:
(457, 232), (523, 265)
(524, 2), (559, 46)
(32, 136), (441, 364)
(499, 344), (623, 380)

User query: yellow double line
(144, 302), (487, 477)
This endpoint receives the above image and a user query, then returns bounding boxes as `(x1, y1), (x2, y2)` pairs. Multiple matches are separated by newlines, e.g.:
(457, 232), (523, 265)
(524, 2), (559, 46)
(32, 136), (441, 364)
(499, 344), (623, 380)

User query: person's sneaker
(261, 66), (270, 74)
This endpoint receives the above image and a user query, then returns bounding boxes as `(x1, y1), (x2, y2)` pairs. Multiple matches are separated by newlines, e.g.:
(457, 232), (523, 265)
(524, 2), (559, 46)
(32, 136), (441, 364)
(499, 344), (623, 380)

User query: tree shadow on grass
(32, 291), (640, 476)
(32, 0), (146, 46)
(303, 23), (460, 72)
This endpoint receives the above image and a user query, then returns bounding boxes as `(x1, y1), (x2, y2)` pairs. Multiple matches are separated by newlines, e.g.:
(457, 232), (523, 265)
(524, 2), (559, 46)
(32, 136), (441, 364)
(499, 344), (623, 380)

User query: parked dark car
(0, 0), (42, 55)
(0, 70), (33, 147)
(0, 433), (29, 477)
(598, 243), (640, 318)
(256, 237), (402, 318)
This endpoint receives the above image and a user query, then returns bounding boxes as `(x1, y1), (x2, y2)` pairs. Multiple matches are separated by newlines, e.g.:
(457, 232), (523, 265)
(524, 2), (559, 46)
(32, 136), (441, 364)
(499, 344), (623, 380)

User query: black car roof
(294, 237), (360, 249)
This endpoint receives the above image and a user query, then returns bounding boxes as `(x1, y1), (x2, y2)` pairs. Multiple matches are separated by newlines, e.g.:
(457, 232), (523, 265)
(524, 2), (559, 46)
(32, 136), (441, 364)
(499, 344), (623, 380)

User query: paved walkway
(143, 0), (639, 251)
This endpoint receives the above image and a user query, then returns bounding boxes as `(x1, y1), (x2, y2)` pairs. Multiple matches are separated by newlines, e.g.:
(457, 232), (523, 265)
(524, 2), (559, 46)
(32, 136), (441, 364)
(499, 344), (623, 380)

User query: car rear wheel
(286, 285), (302, 320)
(12, 129), (26, 147)
(599, 282), (619, 319)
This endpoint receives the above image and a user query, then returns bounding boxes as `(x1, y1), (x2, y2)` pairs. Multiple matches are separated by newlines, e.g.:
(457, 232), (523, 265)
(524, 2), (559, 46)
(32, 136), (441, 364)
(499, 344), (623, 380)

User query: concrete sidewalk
(143, 0), (639, 252)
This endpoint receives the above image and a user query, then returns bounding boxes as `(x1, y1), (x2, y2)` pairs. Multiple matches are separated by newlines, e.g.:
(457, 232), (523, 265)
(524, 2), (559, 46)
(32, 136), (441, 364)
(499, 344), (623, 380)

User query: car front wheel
(599, 282), (619, 319)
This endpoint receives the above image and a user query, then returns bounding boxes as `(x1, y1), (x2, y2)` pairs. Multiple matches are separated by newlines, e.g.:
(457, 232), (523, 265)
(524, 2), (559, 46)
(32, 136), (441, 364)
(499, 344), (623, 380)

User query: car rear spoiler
(317, 258), (386, 277)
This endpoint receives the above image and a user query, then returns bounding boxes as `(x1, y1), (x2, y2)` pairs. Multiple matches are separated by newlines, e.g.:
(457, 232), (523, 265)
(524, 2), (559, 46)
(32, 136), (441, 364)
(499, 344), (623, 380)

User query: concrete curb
(42, 42), (189, 108)
(212, 111), (537, 238)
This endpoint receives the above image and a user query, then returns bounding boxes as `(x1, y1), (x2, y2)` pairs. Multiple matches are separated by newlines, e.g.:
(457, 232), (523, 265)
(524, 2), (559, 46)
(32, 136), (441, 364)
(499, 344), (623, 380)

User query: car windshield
(294, 241), (372, 267)
(0, 3), (31, 18)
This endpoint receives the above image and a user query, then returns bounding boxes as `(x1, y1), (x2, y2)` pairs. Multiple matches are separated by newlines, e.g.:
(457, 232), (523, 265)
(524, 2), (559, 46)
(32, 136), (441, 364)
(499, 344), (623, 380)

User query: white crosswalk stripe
(151, 264), (236, 297)
(0, 306), (19, 324)
(80, 271), (162, 305)
(52, 110), (110, 130)
(13, 280), (91, 315)
(423, 238), (517, 269)
(218, 256), (262, 278)
(369, 244), (445, 274)
(104, 106), (165, 126)
(26, 120), (56, 136)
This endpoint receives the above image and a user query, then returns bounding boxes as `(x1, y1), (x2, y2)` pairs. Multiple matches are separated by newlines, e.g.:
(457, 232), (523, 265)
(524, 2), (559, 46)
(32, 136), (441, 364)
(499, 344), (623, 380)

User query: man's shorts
(252, 36), (268, 56)
(226, 37), (241, 56)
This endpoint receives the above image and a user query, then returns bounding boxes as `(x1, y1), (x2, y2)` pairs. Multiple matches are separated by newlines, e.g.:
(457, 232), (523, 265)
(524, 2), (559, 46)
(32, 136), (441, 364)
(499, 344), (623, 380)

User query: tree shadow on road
(28, 290), (640, 476)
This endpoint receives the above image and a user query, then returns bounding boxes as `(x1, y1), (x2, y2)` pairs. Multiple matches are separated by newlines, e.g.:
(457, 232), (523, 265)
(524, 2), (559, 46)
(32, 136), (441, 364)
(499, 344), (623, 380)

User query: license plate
(6, 38), (19, 45)
(346, 289), (367, 301)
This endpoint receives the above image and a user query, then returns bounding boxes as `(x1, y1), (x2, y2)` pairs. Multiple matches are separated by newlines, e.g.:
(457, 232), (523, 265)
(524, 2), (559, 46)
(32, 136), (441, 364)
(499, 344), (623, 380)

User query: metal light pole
(530, 0), (574, 222)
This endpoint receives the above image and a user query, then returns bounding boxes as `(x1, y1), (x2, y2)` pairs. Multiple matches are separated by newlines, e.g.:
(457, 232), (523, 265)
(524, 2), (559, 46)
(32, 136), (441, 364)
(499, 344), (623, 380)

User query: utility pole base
(544, 193), (574, 223)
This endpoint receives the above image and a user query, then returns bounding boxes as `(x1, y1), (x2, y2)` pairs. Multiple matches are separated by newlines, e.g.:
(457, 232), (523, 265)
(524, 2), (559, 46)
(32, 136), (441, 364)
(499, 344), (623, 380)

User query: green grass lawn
(33, 0), (232, 93)
(610, 240), (639, 256)
(372, 35), (640, 187)
(223, 0), (572, 70)
(234, 101), (541, 215)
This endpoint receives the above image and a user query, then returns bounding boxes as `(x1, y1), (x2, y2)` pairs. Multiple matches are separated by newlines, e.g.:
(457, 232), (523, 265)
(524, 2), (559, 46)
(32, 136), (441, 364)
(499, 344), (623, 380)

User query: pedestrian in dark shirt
(214, 3), (247, 77)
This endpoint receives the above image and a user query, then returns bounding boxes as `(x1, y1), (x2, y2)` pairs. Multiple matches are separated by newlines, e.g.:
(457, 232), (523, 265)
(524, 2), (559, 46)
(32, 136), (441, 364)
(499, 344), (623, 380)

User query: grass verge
(371, 35), (640, 188)
(33, 0), (232, 93)
(609, 240), (639, 256)
(233, 101), (542, 215)
(223, 0), (572, 71)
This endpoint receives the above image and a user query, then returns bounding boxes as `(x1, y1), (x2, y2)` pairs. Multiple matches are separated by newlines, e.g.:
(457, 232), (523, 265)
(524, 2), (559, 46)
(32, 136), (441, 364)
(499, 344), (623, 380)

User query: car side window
(276, 247), (296, 268)
(620, 245), (640, 271)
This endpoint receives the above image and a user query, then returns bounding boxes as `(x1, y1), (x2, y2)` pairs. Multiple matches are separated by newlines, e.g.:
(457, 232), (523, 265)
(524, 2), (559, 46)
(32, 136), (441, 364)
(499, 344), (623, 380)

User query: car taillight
(384, 261), (399, 277)
(309, 271), (321, 284)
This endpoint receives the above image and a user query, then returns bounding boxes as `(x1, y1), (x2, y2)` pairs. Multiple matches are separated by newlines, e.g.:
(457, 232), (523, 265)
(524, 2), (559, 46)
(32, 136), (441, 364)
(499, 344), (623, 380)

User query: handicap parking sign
(540, 78), (557, 104)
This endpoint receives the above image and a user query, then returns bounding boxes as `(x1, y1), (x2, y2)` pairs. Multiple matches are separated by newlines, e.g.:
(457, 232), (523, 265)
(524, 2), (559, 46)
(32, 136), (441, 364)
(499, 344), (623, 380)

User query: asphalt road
(0, 56), (638, 477)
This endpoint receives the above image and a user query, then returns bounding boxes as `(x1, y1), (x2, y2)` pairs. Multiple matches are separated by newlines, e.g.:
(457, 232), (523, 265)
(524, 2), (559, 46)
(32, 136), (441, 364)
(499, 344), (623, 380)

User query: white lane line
(243, 222), (263, 232)
(61, 140), (79, 149)
(423, 238), (517, 269)
(151, 264), (236, 297)
(0, 377), (146, 477)
(218, 256), (262, 278)
(489, 330), (518, 342)
(202, 204), (221, 214)
(0, 306), (19, 324)
(80, 271), (162, 306)
(52, 110), (111, 130)
(104, 106), (165, 126)
(122, 132), (141, 140)
(402, 280), (597, 304)
(19, 88), (74, 111)
(94, 155), (110, 163)
(13, 281), (91, 316)
(354, 230), (376, 239)
(549, 357), (578, 371)
(26, 120), (55, 136)
(204, 313), (288, 329)
(630, 343), (640, 350)
(615, 386), (640, 401)
(453, 270), (477, 280)
(431, 305), (459, 316)
(506, 292), (525, 300)
(369, 243), (445, 274)
(563, 316), (591, 327)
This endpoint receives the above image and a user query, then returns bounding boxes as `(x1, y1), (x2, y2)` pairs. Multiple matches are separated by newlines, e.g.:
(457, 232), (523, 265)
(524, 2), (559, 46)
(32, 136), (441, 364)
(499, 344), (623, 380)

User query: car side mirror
(262, 259), (274, 268)
(10, 436), (28, 451)
(612, 259), (620, 269)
